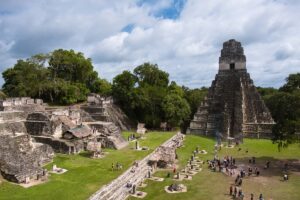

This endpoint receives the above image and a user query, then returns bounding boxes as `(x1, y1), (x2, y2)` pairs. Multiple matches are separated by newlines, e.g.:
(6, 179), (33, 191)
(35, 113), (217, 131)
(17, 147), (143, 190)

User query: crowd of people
(207, 155), (237, 175)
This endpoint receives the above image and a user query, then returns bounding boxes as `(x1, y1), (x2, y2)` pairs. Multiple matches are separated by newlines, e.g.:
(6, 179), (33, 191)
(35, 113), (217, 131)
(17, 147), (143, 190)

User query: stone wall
(82, 94), (132, 130)
(0, 97), (45, 112)
(0, 134), (54, 183)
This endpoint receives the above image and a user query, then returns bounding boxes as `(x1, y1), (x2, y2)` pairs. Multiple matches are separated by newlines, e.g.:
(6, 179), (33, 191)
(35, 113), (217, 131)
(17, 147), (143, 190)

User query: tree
(168, 81), (184, 97)
(112, 65), (170, 128)
(49, 49), (95, 85)
(91, 78), (112, 96)
(162, 93), (191, 127)
(261, 73), (300, 148)
(2, 49), (106, 105)
(2, 59), (49, 98)
(132, 63), (169, 127)
(0, 91), (7, 99)
(280, 73), (300, 93)
(134, 63), (169, 87)
(257, 87), (278, 102)
(266, 91), (300, 148)
(112, 71), (137, 116)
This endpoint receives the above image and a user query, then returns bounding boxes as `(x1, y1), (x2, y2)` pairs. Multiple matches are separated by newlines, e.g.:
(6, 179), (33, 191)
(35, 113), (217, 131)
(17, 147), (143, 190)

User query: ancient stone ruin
(148, 133), (184, 168)
(188, 39), (275, 139)
(81, 94), (132, 130)
(0, 107), (54, 183)
(0, 95), (130, 183)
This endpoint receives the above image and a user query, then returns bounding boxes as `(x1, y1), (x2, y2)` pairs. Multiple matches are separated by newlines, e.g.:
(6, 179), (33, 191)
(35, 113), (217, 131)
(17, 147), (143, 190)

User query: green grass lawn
(128, 135), (300, 200)
(0, 131), (175, 200)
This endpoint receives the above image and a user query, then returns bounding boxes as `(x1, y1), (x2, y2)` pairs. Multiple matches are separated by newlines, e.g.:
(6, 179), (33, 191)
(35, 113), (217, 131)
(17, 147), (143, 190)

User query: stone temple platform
(187, 39), (275, 139)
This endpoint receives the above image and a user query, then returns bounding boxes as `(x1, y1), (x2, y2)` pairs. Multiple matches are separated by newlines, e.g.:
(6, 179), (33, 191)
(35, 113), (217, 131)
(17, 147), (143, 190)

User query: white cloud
(0, 0), (299, 88)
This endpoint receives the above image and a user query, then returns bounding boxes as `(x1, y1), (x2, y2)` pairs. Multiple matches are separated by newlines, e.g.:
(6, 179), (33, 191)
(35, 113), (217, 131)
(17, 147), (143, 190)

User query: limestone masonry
(187, 39), (275, 139)
(0, 95), (131, 183)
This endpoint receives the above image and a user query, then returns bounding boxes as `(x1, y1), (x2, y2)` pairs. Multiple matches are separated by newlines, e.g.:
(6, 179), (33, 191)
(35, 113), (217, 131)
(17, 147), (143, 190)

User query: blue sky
(0, 0), (299, 88)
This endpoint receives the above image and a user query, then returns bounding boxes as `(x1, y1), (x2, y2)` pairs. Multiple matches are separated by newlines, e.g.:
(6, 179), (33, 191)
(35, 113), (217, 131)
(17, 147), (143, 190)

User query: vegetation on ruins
(2, 50), (111, 104)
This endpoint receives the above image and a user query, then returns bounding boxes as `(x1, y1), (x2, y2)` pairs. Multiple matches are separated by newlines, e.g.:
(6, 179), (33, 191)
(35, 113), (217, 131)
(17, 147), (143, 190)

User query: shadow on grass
(236, 156), (300, 178)
(78, 151), (92, 158)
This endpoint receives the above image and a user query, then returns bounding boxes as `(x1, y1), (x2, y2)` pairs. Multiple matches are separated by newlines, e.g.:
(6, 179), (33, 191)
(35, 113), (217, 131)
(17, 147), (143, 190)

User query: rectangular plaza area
(128, 135), (300, 200)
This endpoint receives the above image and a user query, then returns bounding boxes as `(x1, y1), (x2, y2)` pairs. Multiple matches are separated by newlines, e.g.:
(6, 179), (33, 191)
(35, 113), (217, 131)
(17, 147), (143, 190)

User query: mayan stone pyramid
(187, 39), (274, 139)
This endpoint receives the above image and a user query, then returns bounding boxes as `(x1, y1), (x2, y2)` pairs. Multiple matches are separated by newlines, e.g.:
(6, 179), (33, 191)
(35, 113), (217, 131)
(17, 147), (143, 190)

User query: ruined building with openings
(0, 95), (131, 183)
(187, 39), (274, 139)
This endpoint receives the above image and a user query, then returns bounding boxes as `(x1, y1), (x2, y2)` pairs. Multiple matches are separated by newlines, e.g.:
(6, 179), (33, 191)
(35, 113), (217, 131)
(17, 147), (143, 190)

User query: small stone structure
(86, 141), (102, 158)
(137, 123), (147, 134)
(187, 39), (275, 140)
(149, 146), (176, 168)
(165, 183), (187, 193)
(148, 133), (184, 168)
(86, 121), (128, 149)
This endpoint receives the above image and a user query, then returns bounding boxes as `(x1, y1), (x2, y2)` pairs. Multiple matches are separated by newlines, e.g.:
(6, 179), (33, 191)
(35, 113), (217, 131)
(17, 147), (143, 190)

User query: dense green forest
(1, 49), (299, 146)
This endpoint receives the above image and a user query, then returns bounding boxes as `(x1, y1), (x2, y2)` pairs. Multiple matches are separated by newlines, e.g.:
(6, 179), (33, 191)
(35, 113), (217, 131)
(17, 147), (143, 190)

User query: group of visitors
(207, 155), (237, 175)
(229, 185), (264, 199)
(229, 185), (244, 199)
(111, 162), (123, 171)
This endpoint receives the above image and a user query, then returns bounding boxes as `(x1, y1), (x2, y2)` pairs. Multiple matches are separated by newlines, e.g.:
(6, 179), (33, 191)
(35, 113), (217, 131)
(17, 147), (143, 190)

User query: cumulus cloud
(0, 0), (299, 88)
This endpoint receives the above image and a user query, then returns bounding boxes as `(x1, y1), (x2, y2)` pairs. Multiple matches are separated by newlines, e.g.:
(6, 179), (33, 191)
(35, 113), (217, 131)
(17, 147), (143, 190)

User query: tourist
(250, 193), (254, 200)
(238, 178), (243, 186)
(229, 185), (233, 196)
(132, 184), (136, 194)
(126, 182), (132, 188)
(111, 163), (114, 171)
(259, 193), (264, 200)
(256, 170), (260, 176)
(283, 174), (289, 181)
(240, 191), (244, 200)
(235, 175), (240, 184)
(234, 187), (238, 197)
(167, 172), (171, 178)
(233, 158), (236, 165)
